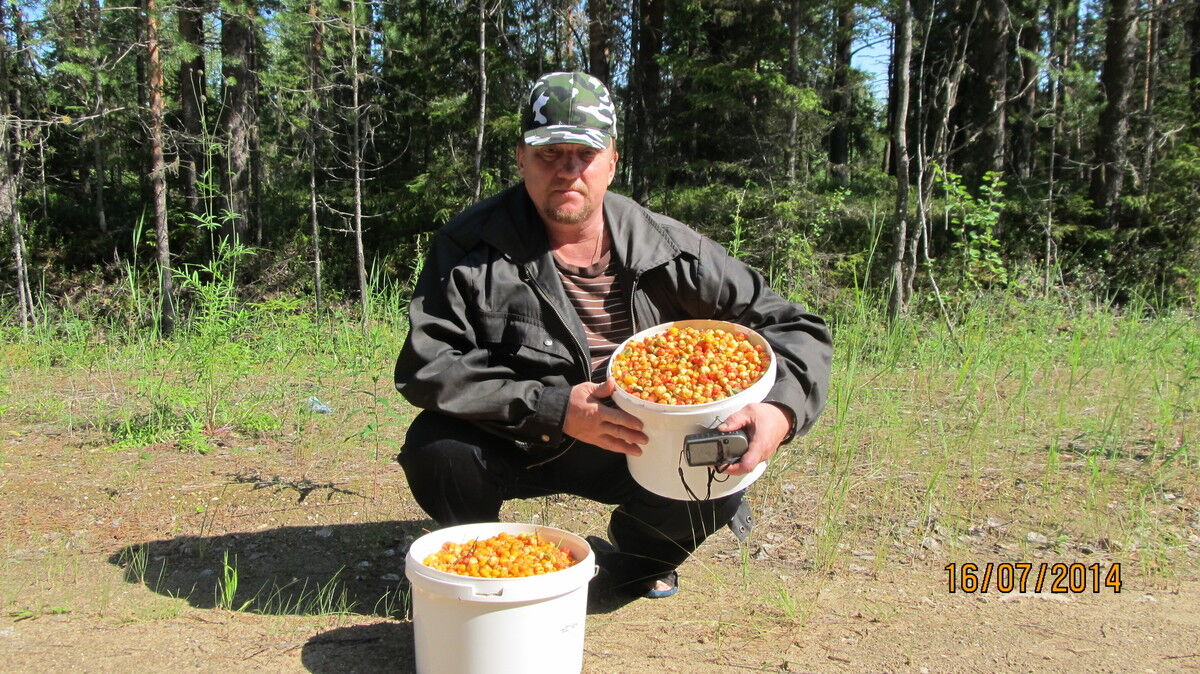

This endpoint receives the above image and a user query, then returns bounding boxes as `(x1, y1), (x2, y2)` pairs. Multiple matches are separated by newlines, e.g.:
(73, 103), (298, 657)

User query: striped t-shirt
(552, 249), (634, 382)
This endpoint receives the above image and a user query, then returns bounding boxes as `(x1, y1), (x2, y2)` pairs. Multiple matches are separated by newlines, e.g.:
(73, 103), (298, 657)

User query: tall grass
(806, 290), (1198, 577)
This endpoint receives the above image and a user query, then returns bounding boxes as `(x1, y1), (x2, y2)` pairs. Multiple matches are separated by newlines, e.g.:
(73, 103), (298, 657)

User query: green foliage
(935, 166), (1009, 290)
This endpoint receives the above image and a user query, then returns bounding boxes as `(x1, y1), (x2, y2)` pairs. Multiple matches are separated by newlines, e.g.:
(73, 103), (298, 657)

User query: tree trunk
(349, 0), (369, 331)
(88, 0), (107, 236)
(829, 1), (854, 185)
(1010, 0), (1040, 180)
(961, 0), (1008, 183)
(1139, 0), (1159, 192)
(219, 0), (254, 246)
(146, 0), (175, 336)
(472, 0), (487, 201)
(558, 0), (579, 69)
(1090, 0), (1137, 228)
(889, 0), (913, 320)
(630, 0), (663, 204)
(249, 1), (263, 245)
(786, 0), (802, 184)
(588, 0), (611, 82)
(1049, 0), (1079, 180)
(0, 3), (31, 331)
(178, 0), (205, 218)
(1191, 1), (1200, 131)
(308, 0), (323, 314)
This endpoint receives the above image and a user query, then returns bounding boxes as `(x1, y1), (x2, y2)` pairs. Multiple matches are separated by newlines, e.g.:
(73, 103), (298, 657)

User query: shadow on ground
(107, 520), (436, 617)
(301, 622), (415, 673)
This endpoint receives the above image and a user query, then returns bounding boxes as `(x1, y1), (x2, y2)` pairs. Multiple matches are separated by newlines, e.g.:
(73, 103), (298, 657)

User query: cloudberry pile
(421, 532), (577, 578)
(611, 326), (769, 405)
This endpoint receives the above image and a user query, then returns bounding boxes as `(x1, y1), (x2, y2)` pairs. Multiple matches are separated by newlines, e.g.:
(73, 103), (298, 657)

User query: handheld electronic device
(683, 430), (749, 468)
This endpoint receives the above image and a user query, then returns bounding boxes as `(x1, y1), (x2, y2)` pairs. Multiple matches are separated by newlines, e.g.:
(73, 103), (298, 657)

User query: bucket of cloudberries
(610, 323), (771, 406)
(421, 532), (578, 578)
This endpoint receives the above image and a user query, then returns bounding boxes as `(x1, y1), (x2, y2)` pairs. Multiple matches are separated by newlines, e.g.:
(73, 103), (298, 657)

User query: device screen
(686, 441), (722, 466)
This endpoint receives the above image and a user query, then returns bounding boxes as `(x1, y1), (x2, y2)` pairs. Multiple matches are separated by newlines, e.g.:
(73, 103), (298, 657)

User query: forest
(2, 0), (1199, 333)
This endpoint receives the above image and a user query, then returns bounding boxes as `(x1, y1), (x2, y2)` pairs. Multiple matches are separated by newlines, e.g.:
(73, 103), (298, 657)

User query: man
(395, 71), (831, 599)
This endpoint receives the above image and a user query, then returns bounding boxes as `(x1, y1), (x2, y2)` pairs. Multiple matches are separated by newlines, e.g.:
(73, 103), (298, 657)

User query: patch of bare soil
(2, 415), (1198, 673)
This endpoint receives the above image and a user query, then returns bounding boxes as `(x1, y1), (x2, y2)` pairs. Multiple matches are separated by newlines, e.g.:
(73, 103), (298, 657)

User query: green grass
(3, 279), (1198, 621)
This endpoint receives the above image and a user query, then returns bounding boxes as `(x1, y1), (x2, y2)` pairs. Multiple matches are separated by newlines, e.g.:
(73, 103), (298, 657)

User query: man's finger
(718, 412), (751, 432)
(593, 378), (616, 398)
(602, 437), (643, 456)
(599, 404), (644, 432)
(601, 420), (648, 446)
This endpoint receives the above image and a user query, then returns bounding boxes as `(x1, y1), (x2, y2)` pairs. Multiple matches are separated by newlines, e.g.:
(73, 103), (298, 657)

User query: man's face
(517, 141), (618, 227)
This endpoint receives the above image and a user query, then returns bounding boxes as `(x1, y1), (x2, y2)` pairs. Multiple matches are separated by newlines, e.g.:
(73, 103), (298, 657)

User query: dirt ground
(2, 414), (1198, 673)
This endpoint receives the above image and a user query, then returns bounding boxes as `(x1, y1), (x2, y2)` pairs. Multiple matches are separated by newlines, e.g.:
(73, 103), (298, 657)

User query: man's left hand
(716, 402), (793, 476)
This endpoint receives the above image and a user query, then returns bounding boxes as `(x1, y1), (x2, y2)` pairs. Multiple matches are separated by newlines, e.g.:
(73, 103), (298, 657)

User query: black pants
(398, 411), (742, 585)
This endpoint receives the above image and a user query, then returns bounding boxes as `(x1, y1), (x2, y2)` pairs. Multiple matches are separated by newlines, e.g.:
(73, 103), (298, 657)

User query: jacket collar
(477, 183), (679, 273)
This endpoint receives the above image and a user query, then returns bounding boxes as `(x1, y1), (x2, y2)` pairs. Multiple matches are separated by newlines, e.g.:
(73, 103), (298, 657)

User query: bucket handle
(434, 579), (503, 600)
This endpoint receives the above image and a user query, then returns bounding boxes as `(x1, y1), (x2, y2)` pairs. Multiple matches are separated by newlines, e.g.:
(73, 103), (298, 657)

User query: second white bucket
(404, 522), (596, 674)
(608, 319), (777, 501)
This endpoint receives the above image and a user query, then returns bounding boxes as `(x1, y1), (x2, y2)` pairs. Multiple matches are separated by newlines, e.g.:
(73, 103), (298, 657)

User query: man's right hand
(562, 379), (647, 455)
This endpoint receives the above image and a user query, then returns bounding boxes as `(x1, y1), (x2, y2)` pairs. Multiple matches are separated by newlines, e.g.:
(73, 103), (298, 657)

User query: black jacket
(395, 184), (832, 459)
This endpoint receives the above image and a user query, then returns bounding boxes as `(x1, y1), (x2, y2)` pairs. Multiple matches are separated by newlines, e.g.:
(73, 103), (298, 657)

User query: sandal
(642, 570), (679, 599)
(586, 535), (680, 599)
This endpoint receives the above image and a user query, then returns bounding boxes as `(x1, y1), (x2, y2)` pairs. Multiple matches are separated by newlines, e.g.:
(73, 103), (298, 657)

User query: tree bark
(249, 1), (263, 245)
(630, 0), (663, 204)
(889, 0), (913, 320)
(1139, 0), (1159, 192)
(219, 0), (254, 246)
(89, 0), (107, 236)
(829, 1), (854, 185)
(1090, 0), (1137, 227)
(146, 0), (175, 336)
(308, 0), (323, 314)
(472, 0), (487, 202)
(0, 0), (31, 329)
(179, 0), (205, 218)
(786, 0), (803, 184)
(349, 0), (369, 331)
(1191, 1), (1200, 131)
(587, 0), (611, 82)
(1010, 0), (1041, 180)
(960, 0), (1008, 183)
(555, 0), (578, 69)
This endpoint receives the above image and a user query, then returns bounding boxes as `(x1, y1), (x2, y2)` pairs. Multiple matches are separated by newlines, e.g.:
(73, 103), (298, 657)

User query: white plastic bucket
(608, 319), (777, 500)
(404, 522), (596, 674)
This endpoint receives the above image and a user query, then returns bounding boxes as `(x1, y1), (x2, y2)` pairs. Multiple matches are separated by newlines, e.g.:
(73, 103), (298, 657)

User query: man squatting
(395, 71), (833, 599)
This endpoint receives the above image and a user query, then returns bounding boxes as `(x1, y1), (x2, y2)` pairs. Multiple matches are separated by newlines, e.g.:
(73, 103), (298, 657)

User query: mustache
(552, 181), (589, 194)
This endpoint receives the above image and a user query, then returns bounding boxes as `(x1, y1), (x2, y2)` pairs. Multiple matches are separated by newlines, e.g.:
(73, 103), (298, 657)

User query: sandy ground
(2, 415), (1198, 673)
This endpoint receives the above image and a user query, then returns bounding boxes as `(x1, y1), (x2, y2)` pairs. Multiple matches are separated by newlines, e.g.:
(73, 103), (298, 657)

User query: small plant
(935, 165), (1009, 290)
(214, 551), (251, 611)
(118, 544), (150, 585)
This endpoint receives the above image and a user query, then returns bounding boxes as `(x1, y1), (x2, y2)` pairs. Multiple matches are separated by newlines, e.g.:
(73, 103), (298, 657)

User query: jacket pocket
(476, 311), (574, 362)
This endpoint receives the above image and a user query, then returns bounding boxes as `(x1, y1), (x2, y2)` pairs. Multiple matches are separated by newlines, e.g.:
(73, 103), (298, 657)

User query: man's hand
(563, 379), (648, 455)
(716, 402), (793, 475)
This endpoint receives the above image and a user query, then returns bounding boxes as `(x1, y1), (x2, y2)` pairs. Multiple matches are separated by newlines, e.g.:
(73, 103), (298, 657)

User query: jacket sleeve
(394, 236), (571, 448)
(685, 232), (833, 440)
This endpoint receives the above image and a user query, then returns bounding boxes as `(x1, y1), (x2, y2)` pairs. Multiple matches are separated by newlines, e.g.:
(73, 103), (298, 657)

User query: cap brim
(523, 125), (610, 150)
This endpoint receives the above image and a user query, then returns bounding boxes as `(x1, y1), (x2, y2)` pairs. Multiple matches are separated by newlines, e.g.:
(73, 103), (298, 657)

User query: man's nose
(556, 153), (586, 177)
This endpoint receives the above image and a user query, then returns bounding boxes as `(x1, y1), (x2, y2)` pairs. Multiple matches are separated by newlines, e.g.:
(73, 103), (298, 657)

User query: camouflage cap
(522, 72), (617, 150)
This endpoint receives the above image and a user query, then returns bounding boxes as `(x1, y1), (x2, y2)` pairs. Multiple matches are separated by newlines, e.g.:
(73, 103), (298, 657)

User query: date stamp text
(945, 562), (1122, 594)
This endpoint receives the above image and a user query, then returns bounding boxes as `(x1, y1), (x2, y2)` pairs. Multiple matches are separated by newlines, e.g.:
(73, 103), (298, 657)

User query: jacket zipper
(626, 269), (643, 332)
